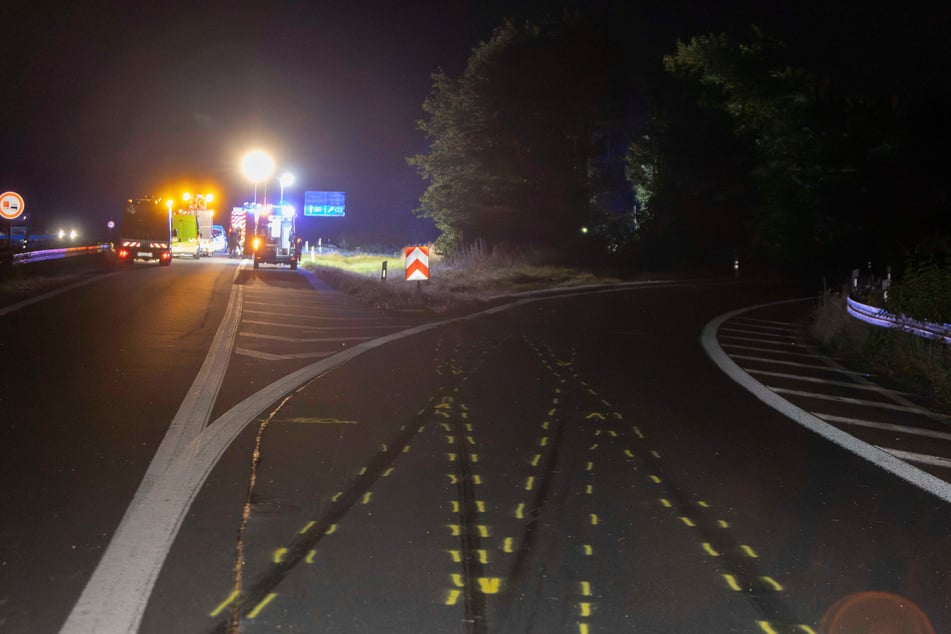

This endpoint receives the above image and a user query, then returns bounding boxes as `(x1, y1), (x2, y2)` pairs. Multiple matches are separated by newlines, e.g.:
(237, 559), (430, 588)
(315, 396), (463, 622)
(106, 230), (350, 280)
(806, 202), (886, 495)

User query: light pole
(241, 150), (275, 207)
(279, 172), (295, 205)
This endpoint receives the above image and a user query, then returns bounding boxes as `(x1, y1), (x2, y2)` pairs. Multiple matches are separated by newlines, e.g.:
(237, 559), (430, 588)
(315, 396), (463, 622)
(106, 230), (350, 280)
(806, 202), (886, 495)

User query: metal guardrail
(847, 296), (951, 345)
(11, 243), (112, 265)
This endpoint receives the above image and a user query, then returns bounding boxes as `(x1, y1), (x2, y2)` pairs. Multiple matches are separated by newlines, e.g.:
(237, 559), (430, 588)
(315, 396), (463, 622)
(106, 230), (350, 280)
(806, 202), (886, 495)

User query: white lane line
(234, 347), (337, 361)
(770, 387), (932, 414)
(702, 298), (951, 505)
(239, 332), (372, 343)
(879, 448), (951, 470)
(721, 343), (823, 359)
(243, 319), (402, 331)
(0, 272), (118, 317)
(746, 369), (908, 394)
(815, 414), (951, 442)
(243, 308), (388, 321)
(729, 354), (871, 375)
(720, 327), (797, 341)
(242, 300), (371, 314)
(734, 317), (793, 326)
(62, 279), (672, 634)
(728, 321), (793, 334)
(720, 334), (804, 346)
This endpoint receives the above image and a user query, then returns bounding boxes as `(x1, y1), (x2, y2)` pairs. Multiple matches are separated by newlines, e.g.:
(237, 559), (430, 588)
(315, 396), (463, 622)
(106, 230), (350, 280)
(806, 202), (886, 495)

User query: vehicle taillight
(118, 248), (129, 259)
(252, 237), (261, 251)
(160, 251), (171, 260)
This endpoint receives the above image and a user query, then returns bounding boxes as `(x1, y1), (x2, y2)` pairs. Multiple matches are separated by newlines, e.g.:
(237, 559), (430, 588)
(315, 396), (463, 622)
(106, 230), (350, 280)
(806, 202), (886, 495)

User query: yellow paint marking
(553, 398), (560, 405)
(461, 411), (469, 419)
(624, 449), (635, 458)
(403, 445), (411, 453)
(445, 590), (461, 606)
(594, 429), (602, 436)
(300, 520), (316, 534)
(477, 550), (489, 564)
(446, 435), (455, 444)
(702, 543), (720, 557)
(451, 501), (460, 513)
(525, 476), (535, 491)
(477, 577), (502, 594)
(697, 500), (710, 508)
(515, 503), (525, 519)
(209, 590), (239, 617)
(478, 525), (490, 538)
(306, 550), (316, 564)
(531, 454), (542, 467)
(580, 581), (592, 596)
(448, 453), (457, 462)
(441, 423), (451, 432)
(539, 436), (549, 447)
(587, 389), (597, 396)
(586, 412), (605, 420)
(448, 524), (461, 536)
(760, 576), (783, 591)
(741, 545), (759, 558)
(649, 475), (662, 484)
(383, 467), (395, 477)
(451, 574), (464, 588)
(358, 467), (367, 476)
(757, 621), (780, 634)
(418, 425), (425, 432)
(797, 626), (818, 634)
(601, 399), (611, 407)
(466, 423), (473, 431)
(589, 443), (598, 451)
(466, 436), (476, 445)
(503, 537), (514, 553)
(435, 402), (452, 410)
(471, 454), (479, 463)
(650, 450), (661, 458)
(723, 575), (742, 591)
(633, 427), (645, 439)
(590, 514), (599, 526)
(380, 443), (388, 452)
(579, 602), (592, 616)
(325, 524), (337, 535)
(612, 412), (622, 420)
(472, 475), (482, 484)
(448, 474), (458, 484)
(583, 544), (593, 555)
(585, 485), (593, 495)
(476, 501), (486, 513)
(542, 421), (550, 430)
(361, 492), (372, 504)
(659, 499), (672, 508)
(247, 593), (278, 619)
(448, 550), (461, 563)
(331, 492), (343, 502)
(717, 519), (730, 528)
(608, 430), (618, 437)
(679, 517), (696, 527)
(273, 548), (288, 563)
(548, 408), (557, 416)
(586, 461), (594, 471)
(579, 624), (590, 634)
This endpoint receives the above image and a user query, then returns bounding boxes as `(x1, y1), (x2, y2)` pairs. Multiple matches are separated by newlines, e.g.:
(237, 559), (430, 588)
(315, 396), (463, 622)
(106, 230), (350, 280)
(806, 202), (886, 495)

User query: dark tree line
(410, 5), (951, 274)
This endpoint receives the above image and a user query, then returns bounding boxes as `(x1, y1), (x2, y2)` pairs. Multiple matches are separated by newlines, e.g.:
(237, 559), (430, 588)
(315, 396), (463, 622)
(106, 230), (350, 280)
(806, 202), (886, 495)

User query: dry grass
(301, 242), (622, 313)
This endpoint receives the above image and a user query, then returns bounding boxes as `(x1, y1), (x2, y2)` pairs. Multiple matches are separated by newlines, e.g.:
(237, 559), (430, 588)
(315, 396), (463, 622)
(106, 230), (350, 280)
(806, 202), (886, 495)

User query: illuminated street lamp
(279, 172), (295, 204)
(241, 150), (275, 207)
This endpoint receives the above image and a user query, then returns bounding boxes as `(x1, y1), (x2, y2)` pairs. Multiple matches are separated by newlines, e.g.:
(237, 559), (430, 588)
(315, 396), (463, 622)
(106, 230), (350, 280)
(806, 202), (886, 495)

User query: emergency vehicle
(116, 197), (172, 266)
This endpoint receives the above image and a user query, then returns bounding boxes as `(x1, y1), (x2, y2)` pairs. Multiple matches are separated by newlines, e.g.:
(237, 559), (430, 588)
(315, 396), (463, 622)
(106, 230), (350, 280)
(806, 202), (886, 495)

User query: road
(1, 259), (949, 633)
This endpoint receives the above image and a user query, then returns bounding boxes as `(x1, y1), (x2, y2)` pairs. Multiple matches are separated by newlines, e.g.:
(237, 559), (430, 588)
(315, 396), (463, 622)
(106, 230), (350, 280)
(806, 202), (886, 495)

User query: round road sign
(0, 191), (25, 220)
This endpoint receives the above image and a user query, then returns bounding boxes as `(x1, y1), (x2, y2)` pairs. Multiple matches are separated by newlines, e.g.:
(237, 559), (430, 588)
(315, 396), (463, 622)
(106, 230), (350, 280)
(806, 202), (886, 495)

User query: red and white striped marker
(405, 245), (430, 281)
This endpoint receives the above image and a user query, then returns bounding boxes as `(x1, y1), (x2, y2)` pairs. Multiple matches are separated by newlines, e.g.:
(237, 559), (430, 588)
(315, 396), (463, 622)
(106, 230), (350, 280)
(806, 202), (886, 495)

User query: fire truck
(116, 197), (172, 266)
(229, 203), (300, 269)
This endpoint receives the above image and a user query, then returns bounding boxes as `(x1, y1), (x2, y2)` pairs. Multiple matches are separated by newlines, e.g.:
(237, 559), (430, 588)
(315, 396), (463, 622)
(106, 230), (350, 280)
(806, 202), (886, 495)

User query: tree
(409, 16), (618, 256)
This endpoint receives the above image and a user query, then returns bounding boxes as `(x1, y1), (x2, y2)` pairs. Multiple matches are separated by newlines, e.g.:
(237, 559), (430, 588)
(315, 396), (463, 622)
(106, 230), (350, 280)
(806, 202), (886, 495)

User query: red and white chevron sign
(405, 245), (430, 281)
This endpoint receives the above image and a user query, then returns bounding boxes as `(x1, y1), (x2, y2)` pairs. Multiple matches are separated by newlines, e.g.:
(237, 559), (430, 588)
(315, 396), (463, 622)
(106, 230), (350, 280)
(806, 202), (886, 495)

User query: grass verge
(810, 290), (951, 412)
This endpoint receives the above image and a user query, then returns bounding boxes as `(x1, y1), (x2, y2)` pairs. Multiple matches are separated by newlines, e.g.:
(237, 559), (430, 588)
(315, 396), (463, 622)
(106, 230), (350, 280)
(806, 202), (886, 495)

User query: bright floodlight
(205, 193), (214, 203)
(183, 192), (192, 202)
(242, 150), (275, 183)
(279, 172), (295, 188)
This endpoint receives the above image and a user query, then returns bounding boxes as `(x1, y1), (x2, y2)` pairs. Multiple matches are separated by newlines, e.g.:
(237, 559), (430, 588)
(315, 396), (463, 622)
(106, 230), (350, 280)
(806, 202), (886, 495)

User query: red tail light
(118, 248), (129, 259)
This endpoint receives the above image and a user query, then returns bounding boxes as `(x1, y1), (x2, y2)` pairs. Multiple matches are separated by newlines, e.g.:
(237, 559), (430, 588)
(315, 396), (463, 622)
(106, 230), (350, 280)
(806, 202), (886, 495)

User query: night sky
(2, 1), (944, 246)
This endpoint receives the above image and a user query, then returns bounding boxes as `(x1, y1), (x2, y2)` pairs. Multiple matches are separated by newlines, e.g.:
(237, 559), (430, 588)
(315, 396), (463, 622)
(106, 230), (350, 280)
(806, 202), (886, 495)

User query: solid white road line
(879, 448), (951, 470)
(702, 298), (951, 505)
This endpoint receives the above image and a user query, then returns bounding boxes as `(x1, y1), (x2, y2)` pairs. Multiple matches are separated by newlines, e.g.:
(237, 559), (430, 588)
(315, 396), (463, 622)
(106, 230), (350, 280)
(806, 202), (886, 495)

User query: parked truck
(250, 203), (301, 270)
(116, 197), (172, 266)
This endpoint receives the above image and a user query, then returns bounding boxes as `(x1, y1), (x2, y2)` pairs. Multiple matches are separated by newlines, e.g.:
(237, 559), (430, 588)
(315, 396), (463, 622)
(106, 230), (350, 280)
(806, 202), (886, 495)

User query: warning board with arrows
(405, 245), (430, 281)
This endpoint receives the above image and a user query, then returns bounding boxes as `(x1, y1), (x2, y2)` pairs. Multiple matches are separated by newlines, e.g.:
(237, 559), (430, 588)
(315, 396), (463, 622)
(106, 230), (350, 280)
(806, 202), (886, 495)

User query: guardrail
(847, 296), (951, 345)
(11, 243), (113, 265)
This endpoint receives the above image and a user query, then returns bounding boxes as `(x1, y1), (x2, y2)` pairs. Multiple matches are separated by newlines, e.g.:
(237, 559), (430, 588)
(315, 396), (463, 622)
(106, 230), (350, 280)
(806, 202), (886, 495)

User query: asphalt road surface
(1, 260), (949, 633)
